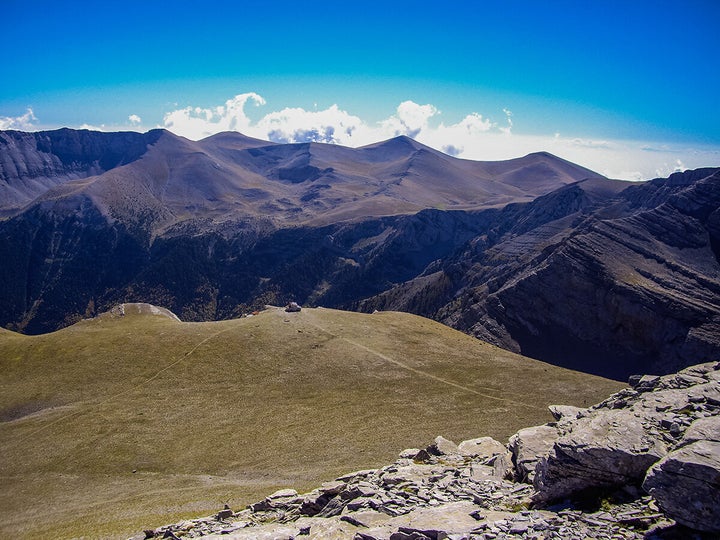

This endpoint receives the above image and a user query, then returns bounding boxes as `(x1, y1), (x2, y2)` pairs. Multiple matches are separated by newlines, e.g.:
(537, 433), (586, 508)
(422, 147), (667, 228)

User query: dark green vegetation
(0, 306), (625, 538)
(1, 128), (719, 379)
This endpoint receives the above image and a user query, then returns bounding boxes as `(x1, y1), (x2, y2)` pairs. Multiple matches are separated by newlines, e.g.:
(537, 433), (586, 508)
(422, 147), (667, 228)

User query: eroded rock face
(532, 362), (720, 507)
(508, 425), (559, 483)
(533, 410), (667, 503)
(682, 415), (720, 444)
(643, 440), (720, 532)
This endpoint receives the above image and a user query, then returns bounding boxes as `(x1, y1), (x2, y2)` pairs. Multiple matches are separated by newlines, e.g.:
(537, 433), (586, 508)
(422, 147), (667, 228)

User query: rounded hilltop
(96, 303), (182, 322)
(0, 305), (623, 539)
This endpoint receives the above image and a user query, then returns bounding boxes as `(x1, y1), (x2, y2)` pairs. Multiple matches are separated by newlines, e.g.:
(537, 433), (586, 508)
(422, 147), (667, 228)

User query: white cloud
(79, 123), (106, 130)
(442, 144), (462, 157)
(570, 138), (612, 149)
(128, 114), (142, 125)
(654, 159), (688, 179)
(162, 92), (266, 140)
(0, 107), (37, 130)
(380, 101), (439, 138)
(409, 112), (494, 158)
(257, 104), (366, 144)
(499, 108), (513, 136)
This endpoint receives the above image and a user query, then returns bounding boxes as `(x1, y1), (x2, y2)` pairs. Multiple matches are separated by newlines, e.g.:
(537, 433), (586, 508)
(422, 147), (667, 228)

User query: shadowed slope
(0, 128), (163, 216)
(360, 169), (720, 378)
(0, 305), (624, 539)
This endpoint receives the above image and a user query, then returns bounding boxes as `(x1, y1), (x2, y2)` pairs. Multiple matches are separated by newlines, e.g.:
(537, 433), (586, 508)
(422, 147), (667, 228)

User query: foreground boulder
(508, 425), (559, 483)
(643, 440), (720, 532)
(531, 362), (719, 510)
(532, 409), (667, 503)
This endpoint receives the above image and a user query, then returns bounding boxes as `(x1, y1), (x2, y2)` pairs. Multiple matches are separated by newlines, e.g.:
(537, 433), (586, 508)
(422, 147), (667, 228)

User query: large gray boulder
(457, 436), (506, 459)
(533, 410), (667, 503)
(530, 362), (720, 505)
(426, 436), (459, 457)
(643, 440), (720, 532)
(508, 425), (559, 483)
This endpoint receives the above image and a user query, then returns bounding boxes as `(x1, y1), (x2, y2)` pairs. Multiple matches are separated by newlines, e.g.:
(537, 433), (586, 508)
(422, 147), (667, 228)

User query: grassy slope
(0, 307), (625, 539)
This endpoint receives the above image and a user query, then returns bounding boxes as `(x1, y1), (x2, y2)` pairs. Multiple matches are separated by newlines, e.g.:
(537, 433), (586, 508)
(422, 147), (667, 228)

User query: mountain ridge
(0, 128), (600, 226)
(1, 128), (718, 380)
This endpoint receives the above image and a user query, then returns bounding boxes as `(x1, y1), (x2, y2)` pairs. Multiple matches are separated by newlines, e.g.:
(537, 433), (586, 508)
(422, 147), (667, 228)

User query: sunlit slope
(0, 306), (625, 539)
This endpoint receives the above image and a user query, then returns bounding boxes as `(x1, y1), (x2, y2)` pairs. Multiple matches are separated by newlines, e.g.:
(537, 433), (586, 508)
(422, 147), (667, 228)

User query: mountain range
(1, 128), (719, 379)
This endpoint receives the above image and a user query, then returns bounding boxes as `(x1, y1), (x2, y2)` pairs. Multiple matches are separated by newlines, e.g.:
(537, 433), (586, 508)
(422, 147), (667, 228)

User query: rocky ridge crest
(133, 362), (720, 539)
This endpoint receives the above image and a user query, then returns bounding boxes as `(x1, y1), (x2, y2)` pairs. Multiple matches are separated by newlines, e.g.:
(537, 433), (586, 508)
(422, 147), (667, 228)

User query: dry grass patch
(0, 307), (625, 538)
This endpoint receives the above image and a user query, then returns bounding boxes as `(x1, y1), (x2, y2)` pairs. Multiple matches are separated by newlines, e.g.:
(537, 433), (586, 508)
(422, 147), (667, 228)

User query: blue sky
(2, 0), (719, 179)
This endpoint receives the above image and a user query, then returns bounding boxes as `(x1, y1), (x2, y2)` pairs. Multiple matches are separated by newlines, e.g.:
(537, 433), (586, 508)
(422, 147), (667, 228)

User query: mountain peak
(358, 134), (436, 160)
(199, 130), (277, 150)
(525, 150), (559, 160)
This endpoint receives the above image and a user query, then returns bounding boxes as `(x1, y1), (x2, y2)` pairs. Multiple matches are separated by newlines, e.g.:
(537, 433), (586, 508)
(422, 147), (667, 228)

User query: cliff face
(0, 128), (161, 216)
(361, 169), (720, 379)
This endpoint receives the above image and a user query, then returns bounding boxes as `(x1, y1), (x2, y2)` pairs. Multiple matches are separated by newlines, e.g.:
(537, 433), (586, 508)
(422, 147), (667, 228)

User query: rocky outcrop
(132, 438), (675, 540)
(133, 362), (720, 539)
(532, 409), (667, 504)
(643, 441), (720, 532)
(532, 362), (719, 509)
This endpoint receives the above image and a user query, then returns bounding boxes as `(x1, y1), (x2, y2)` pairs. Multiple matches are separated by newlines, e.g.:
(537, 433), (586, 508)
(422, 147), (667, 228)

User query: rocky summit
(134, 362), (720, 540)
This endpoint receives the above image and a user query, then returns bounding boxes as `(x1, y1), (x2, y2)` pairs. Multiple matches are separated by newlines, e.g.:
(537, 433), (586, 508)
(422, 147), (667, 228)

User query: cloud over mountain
(162, 92), (266, 140)
(0, 108), (37, 130)
(155, 93), (718, 180)
(4, 94), (718, 181)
